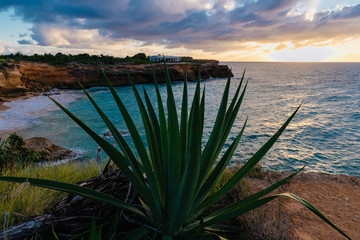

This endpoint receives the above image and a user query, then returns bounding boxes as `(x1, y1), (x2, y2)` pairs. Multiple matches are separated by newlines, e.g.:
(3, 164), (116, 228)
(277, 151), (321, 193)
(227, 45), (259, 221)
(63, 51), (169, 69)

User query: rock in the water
(24, 137), (76, 162)
(103, 129), (129, 137)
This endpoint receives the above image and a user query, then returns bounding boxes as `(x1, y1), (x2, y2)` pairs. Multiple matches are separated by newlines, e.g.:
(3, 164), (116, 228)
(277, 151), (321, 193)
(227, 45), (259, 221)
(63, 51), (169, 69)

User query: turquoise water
(1, 62), (359, 176)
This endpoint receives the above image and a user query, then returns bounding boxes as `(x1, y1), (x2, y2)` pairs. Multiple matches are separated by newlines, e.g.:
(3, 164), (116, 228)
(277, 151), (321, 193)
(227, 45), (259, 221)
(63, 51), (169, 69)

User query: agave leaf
(187, 76), (201, 162)
(143, 87), (166, 198)
(278, 193), (351, 240)
(199, 84), (205, 142)
(200, 105), (301, 211)
(236, 165), (305, 205)
(211, 80), (248, 174)
(51, 224), (60, 240)
(163, 62), (183, 227)
(200, 77), (231, 179)
(164, 62), (181, 193)
(204, 224), (239, 233)
(201, 78), (247, 189)
(151, 67), (169, 185)
(190, 165), (304, 224)
(197, 81), (248, 192)
(202, 77), (247, 186)
(191, 118), (247, 217)
(127, 72), (164, 217)
(143, 87), (162, 160)
(78, 83), (144, 179)
(180, 70), (188, 175)
(122, 226), (150, 240)
(100, 68), (163, 219)
(201, 192), (351, 240)
(169, 76), (202, 233)
(98, 68), (151, 175)
(48, 97), (157, 214)
(203, 195), (277, 226)
(0, 176), (145, 217)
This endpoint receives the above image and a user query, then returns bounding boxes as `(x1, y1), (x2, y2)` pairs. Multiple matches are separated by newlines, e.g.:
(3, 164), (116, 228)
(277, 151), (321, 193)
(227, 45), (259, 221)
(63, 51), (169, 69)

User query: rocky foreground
(241, 171), (360, 240)
(1, 169), (358, 240)
(0, 61), (233, 98)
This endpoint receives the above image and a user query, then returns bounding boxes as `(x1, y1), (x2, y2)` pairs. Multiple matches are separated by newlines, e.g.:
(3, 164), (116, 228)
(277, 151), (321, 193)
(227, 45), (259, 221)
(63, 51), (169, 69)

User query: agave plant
(0, 63), (350, 239)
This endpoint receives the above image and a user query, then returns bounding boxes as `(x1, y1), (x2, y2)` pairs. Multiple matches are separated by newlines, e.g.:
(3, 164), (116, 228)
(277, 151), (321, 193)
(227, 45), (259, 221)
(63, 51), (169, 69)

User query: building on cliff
(149, 55), (181, 63)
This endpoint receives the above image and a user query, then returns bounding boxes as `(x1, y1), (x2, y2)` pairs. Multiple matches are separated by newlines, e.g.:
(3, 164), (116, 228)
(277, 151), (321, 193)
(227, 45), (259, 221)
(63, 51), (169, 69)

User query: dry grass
(0, 160), (100, 229)
(214, 165), (292, 240)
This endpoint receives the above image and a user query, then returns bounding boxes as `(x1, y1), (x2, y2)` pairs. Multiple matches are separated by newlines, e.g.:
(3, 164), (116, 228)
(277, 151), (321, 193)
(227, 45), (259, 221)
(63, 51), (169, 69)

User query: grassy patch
(0, 161), (99, 229)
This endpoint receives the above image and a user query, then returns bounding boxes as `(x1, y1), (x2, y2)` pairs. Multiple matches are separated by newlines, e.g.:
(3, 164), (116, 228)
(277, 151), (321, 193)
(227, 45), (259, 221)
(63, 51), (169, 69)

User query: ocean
(0, 62), (359, 176)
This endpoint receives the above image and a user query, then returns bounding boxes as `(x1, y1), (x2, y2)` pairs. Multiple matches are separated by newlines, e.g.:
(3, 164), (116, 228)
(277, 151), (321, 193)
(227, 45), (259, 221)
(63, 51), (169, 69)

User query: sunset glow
(0, 0), (359, 62)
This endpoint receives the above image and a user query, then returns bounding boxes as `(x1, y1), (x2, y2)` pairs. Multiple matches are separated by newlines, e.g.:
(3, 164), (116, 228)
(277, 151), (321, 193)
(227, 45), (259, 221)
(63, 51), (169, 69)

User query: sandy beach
(0, 93), (41, 111)
(0, 103), (10, 111)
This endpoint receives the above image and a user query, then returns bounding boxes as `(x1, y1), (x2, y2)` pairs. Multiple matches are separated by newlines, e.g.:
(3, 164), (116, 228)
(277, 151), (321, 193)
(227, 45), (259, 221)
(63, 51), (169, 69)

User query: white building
(149, 55), (181, 63)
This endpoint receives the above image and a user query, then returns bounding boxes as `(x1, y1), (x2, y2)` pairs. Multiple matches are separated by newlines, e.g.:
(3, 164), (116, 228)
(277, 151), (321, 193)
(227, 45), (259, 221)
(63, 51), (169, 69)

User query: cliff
(0, 61), (233, 98)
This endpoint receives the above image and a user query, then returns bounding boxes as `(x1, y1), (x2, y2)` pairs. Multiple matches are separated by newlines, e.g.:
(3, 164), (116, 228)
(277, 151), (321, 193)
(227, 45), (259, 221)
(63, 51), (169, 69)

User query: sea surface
(0, 62), (359, 176)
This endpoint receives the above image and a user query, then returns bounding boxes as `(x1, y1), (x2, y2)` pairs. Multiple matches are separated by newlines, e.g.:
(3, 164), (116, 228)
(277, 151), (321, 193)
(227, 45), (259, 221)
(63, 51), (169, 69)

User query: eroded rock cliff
(0, 61), (233, 98)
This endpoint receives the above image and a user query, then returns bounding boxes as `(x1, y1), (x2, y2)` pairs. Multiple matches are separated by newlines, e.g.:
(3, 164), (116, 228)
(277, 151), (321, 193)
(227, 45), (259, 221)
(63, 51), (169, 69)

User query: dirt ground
(244, 171), (360, 240)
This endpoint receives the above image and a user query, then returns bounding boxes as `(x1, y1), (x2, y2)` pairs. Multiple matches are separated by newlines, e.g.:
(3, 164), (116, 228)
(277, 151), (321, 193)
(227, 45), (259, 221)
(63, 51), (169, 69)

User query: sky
(0, 0), (360, 62)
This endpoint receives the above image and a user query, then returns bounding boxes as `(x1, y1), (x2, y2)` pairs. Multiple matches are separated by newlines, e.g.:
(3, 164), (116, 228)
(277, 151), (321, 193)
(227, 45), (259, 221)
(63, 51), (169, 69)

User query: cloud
(0, 0), (360, 55)
(17, 39), (33, 44)
(271, 45), (333, 62)
(330, 4), (360, 19)
(30, 25), (113, 47)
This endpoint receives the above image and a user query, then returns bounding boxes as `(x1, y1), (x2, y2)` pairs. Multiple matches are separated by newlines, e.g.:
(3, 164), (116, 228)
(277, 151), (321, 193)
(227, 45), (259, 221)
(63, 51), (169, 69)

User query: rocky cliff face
(0, 64), (27, 97)
(0, 61), (233, 98)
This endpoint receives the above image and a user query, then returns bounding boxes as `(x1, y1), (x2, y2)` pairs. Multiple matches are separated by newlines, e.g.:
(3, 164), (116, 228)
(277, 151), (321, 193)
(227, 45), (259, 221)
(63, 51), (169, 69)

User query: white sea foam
(38, 147), (88, 167)
(0, 90), (82, 132)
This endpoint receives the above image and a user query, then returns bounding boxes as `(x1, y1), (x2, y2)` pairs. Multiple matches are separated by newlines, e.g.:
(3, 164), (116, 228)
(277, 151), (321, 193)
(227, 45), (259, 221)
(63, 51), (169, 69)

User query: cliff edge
(0, 61), (233, 98)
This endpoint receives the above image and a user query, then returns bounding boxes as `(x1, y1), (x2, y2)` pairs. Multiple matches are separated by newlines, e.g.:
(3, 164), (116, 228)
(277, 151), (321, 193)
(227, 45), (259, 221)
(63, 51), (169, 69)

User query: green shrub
(0, 64), (351, 239)
(0, 53), (152, 65)
(0, 133), (41, 169)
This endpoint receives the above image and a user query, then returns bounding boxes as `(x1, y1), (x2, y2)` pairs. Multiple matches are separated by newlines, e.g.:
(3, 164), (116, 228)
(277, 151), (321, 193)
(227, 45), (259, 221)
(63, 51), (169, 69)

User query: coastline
(0, 60), (358, 239)
(0, 92), (41, 111)
(0, 61), (233, 100)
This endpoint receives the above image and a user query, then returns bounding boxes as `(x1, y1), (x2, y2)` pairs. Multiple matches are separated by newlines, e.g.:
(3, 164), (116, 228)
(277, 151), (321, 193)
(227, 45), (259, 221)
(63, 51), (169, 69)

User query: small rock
(103, 130), (129, 137)
(24, 137), (76, 162)
(103, 131), (112, 137)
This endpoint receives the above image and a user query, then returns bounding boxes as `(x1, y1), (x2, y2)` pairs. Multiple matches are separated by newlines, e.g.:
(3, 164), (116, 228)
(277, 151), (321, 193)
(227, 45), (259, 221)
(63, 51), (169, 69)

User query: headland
(0, 60), (233, 101)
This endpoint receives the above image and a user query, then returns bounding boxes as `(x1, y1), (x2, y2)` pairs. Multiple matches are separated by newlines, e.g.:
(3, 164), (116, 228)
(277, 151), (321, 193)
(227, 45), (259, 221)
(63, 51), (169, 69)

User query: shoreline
(0, 92), (41, 112)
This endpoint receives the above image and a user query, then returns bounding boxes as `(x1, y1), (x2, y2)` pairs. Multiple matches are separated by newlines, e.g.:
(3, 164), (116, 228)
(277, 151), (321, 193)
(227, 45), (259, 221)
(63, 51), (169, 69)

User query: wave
(0, 90), (82, 133)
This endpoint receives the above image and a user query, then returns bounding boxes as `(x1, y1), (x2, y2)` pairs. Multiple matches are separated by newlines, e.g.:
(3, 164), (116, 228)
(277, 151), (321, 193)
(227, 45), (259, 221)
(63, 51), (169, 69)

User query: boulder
(24, 137), (76, 162)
